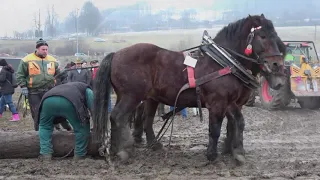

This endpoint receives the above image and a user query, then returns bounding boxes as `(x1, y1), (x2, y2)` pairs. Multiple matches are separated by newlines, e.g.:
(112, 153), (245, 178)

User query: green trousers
(38, 96), (91, 157)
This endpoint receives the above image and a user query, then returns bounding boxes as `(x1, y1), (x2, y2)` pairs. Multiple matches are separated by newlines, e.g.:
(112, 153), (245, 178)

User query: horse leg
(109, 95), (140, 161)
(223, 103), (245, 164)
(207, 105), (225, 161)
(231, 104), (246, 164)
(222, 109), (234, 155)
(132, 102), (145, 144)
(142, 99), (162, 150)
(108, 96), (120, 156)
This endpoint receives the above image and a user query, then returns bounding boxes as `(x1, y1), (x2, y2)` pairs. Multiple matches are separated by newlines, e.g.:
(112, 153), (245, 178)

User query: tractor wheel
(258, 76), (291, 110)
(297, 97), (320, 109)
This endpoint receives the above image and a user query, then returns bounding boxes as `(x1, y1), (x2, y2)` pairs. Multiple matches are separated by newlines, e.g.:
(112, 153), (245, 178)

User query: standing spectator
(90, 60), (99, 79)
(68, 59), (92, 86)
(82, 60), (88, 68)
(0, 59), (20, 121)
(55, 63), (71, 86)
(170, 106), (187, 119)
(16, 38), (61, 130)
(70, 62), (76, 69)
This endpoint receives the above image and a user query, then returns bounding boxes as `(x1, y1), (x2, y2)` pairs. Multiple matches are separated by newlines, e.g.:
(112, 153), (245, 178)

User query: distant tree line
(12, 0), (320, 39)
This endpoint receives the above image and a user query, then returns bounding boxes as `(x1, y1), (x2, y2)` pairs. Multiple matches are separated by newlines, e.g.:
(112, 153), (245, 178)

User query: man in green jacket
(16, 38), (61, 131)
(37, 82), (93, 161)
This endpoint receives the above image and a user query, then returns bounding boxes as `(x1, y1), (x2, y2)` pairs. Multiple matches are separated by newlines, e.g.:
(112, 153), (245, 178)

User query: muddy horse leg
(142, 99), (162, 150)
(107, 95), (121, 155)
(109, 95), (140, 161)
(207, 105), (226, 161)
(132, 102), (145, 144)
(223, 109), (234, 155)
(232, 105), (246, 164)
(224, 103), (246, 164)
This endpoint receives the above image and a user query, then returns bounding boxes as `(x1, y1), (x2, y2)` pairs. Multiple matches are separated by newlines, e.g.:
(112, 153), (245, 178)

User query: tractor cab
(284, 42), (313, 67)
(284, 41), (320, 97)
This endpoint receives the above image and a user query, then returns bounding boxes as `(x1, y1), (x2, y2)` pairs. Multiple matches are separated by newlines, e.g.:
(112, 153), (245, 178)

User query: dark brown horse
(92, 14), (287, 163)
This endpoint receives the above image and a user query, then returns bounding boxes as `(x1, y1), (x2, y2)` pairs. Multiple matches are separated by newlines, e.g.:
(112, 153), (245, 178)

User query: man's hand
(21, 87), (28, 96)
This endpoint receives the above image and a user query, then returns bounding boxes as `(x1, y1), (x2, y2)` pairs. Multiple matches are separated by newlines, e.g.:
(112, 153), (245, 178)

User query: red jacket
(92, 67), (98, 79)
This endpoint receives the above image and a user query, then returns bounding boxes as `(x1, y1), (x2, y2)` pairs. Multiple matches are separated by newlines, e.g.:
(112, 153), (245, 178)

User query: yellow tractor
(289, 54), (320, 108)
(246, 41), (320, 109)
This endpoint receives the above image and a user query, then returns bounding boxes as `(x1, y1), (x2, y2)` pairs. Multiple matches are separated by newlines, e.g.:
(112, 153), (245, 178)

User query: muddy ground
(1, 98), (320, 180)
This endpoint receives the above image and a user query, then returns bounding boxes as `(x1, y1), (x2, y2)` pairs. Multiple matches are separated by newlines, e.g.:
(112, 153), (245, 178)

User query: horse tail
(92, 52), (115, 143)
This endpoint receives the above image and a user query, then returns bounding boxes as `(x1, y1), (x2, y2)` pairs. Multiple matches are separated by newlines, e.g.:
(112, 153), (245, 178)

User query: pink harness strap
(183, 52), (196, 88)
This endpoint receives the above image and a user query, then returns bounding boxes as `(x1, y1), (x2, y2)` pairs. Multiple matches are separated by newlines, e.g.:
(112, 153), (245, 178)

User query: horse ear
(260, 13), (265, 19)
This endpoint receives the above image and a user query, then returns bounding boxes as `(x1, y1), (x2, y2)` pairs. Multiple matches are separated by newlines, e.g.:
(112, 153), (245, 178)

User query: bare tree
(45, 5), (58, 37)
(33, 9), (42, 38)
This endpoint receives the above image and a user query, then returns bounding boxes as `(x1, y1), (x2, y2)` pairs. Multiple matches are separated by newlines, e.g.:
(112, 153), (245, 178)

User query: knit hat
(0, 59), (8, 66)
(36, 38), (48, 48)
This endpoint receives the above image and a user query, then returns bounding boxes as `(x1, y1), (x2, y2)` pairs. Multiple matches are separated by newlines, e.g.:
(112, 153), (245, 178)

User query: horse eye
(260, 35), (266, 39)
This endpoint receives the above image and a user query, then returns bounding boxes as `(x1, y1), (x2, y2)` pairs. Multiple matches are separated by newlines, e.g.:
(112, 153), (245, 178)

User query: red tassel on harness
(244, 44), (252, 56)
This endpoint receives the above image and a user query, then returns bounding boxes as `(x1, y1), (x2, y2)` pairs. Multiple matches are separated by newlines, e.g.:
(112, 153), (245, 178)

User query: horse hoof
(234, 154), (246, 165)
(222, 146), (231, 155)
(151, 142), (163, 151)
(134, 137), (143, 144)
(117, 150), (130, 162)
(222, 138), (232, 155)
(206, 152), (218, 162)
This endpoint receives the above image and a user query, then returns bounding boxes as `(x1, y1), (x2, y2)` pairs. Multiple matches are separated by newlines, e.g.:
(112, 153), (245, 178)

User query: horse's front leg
(232, 105), (246, 164)
(223, 109), (234, 155)
(207, 104), (226, 161)
(132, 102), (145, 144)
(225, 103), (246, 164)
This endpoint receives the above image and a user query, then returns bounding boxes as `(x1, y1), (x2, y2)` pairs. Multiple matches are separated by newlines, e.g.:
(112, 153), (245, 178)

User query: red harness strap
(187, 67), (196, 88)
(183, 52), (196, 88)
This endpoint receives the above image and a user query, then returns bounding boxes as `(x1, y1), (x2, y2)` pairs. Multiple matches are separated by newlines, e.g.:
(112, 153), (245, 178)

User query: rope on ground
(54, 148), (74, 160)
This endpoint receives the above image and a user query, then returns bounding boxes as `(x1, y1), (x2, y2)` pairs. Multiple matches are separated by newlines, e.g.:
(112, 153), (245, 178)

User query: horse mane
(214, 15), (278, 45)
(277, 36), (287, 58)
(212, 15), (283, 76)
(215, 17), (248, 41)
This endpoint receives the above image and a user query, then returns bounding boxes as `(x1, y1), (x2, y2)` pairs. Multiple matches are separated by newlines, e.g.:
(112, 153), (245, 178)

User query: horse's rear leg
(109, 95), (141, 162)
(142, 99), (162, 150)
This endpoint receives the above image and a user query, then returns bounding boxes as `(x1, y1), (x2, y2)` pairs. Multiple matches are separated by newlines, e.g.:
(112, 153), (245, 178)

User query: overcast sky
(0, 0), (215, 36)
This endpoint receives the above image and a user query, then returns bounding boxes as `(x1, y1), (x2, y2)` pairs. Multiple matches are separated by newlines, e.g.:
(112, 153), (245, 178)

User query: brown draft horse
(92, 14), (287, 163)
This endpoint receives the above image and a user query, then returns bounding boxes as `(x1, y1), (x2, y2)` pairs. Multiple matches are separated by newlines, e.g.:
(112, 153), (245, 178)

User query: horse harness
(172, 28), (272, 122)
(153, 28), (283, 146)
